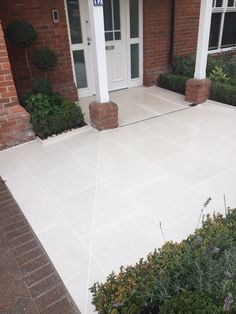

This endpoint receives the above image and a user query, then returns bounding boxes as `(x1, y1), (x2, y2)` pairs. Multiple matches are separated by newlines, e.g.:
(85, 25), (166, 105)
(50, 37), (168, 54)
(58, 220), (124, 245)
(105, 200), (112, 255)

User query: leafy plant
(22, 93), (85, 139)
(160, 292), (223, 314)
(32, 77), (53, 94)
(206, 55), (223, 77)
(5, 20), (37, 48)
(90, 209), (236, 313)
(32, 47), (57, 72)
(158, 73), (189, 95)
(210, 82), (236, 106)
(5, 21), (37, 79)
(173, 53), (195, 77)
(209, 66), (230, 83)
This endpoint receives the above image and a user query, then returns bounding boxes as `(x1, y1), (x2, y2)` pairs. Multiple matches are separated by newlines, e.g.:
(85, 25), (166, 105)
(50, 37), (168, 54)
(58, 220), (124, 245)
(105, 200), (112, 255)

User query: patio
(1, 87), (236, 313)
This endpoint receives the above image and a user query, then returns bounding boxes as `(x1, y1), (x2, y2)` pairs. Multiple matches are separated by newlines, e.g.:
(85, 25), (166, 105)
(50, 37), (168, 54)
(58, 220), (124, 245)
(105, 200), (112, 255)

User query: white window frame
(209, 0), (236, 54)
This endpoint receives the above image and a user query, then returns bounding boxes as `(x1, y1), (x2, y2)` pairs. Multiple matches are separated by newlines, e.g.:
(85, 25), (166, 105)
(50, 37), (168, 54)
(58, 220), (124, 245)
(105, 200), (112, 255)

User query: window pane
(209, 13), (222, 49)
(130, 0), (139, 38)
(105, 32), (114, 41)
(66, 0), (83, 44)
(73, 50), (87, 89)
(115, 31), (121, 40)
(228, 0), (234, 6)
(221, 12), (236, 47)
(216, 0), (223, 6)
(103, 0), (113, 31)
(113, 0), (121, 30)
(131, 43), (139, 79)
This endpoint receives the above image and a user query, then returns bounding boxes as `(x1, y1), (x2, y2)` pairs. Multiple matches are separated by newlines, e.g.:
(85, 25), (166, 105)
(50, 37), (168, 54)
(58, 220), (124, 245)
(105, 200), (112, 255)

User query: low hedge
(21, 93), (85, 139)
(90, 209), (236, 313)
(158, 73), (189, 95)
(210, 82), (236, 107)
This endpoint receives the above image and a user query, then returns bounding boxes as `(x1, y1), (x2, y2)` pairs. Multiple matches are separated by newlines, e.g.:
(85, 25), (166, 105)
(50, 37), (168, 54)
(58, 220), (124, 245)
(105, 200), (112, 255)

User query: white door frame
(65, 0), (143, 98)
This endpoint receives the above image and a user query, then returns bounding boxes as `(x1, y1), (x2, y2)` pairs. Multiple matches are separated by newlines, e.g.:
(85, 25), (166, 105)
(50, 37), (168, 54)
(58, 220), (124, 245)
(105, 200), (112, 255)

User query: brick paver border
(0, 177), (81, 313)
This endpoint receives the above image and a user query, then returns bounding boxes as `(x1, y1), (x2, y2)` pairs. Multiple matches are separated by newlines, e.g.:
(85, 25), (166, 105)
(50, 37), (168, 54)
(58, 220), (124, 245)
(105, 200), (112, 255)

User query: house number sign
(93, 0), (103, 6)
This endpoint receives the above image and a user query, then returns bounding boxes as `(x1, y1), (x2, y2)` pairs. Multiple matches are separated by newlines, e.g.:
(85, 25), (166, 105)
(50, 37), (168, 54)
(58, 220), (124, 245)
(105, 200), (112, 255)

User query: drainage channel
(119, 103), (197, 128)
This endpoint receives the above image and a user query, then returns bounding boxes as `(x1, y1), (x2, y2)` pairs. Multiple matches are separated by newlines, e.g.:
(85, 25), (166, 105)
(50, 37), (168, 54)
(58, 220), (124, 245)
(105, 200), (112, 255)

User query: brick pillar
(185, 78), (211, 104)
(0, 20), (34, 150)
(89, 101), (118, 131)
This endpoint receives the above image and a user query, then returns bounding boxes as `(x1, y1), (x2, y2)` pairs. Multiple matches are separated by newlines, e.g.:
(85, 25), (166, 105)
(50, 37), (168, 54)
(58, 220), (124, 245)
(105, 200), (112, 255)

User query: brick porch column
(0, 20), (34, 150)
(185, 0), (212, 104)
(88, 1), (118, 131)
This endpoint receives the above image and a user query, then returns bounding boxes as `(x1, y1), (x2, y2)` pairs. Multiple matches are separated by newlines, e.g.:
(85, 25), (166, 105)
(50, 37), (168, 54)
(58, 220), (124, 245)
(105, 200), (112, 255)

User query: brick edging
(0, 177), (81, 314)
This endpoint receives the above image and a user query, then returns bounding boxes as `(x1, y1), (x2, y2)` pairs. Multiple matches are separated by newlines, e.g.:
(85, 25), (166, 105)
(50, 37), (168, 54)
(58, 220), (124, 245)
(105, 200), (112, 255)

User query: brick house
(0, 0), (235, 149)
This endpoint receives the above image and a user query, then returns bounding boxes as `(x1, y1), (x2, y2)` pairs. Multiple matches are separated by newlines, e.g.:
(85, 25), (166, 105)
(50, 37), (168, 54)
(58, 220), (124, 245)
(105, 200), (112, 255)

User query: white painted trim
(194, 0), (212, 80)
(88, 1), (109, 103)
(64, 0), (79, 100)
(126, 0), (143, 88)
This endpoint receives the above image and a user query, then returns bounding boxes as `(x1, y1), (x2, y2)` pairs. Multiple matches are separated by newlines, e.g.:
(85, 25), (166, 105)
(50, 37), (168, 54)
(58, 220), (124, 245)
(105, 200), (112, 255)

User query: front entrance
(65, 0), (143, 98)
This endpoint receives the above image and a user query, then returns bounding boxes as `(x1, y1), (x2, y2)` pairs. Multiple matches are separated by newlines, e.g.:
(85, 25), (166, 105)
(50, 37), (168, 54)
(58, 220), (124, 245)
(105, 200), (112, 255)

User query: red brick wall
(143, 0), (201, 86)
(0, 21), (34, 150)
(174, 0), (200, 56)
(143, 0), (171, 86)
(0, 0), (78, 101)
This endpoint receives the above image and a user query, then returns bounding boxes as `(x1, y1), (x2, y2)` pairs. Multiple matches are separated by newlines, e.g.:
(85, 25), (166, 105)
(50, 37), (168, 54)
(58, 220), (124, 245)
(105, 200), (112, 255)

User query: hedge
(210, 82), (236, 107)
(158, 73), (189, 95)
(90, 209), (236, 313)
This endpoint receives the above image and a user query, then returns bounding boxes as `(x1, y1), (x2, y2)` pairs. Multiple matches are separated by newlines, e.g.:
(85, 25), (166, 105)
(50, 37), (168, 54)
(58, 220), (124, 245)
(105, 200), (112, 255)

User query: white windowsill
(208, 46), (236, 55)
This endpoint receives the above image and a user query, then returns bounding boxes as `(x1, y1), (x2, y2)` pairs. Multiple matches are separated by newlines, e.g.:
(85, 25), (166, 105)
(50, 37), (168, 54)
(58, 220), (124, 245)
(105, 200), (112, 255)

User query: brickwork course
(0, 0), (78, 102)
(0, 177), (81, 314)
(0, 20), (34, 151)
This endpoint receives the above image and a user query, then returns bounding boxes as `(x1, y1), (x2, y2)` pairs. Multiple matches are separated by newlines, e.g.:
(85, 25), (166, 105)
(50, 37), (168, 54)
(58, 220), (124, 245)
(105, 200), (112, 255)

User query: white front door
(66, 0), (143, 97)
(103, 0), (128, 91)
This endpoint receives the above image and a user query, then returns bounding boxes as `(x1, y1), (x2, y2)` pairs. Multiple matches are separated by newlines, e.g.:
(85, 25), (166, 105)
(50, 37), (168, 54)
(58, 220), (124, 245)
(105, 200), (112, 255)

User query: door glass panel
(131, 44), (139, 79)
(73, 50), (88, 88)
(103, 0), (113, 31)
(113, 0), (121, 30)
(66, 0), (83, 44)
(130, 0), (139, 38)
(103, 0), (121, 41)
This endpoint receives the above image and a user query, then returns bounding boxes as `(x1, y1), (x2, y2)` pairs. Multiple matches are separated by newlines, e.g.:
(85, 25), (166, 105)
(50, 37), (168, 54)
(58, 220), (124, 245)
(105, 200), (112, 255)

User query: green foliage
(22, 93), (84, 139)
(158, 73), (189, 95)
(5, 21), (37, 48)
(32, 77), (53, 95)
(173, 53), (195, 77)
(209, 66), (230, 83)
(32, 47), (57, 71)
(160, 292), (223, 314)
(206, 55), (223, 77)
(90, 209), (236, 313)
(210, 82), (236, 106)
(223, 55), (236, 80)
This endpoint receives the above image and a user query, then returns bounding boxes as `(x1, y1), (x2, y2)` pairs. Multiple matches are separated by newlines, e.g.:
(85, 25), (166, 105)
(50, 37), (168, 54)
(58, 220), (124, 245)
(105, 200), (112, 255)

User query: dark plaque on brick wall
(93, 0), (103, 6)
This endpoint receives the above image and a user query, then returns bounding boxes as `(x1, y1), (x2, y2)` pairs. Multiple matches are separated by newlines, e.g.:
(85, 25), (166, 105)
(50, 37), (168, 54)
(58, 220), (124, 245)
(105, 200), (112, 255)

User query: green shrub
(209, 66), (230, 84)
(90, 210), (236, 314)
(23, 93), (84, 139)
(32, 47), (57, 71)
(160, 292), (223, 314)
(224, 55), (236, 80)
(174, 53), (195, 77)
(206, 55), (223, 77)
(32, 77), (52, 94)
(158, 73), (189, 95)
(5, 21), (37, 48)
(210, 82), (236, 106)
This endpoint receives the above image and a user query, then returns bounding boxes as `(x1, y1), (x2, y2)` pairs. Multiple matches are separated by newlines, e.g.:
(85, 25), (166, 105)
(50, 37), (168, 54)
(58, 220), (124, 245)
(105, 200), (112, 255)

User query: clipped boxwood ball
(32, 77), (53, 95)
(32, 47), (57, 71)
(5, 21), (37, 48)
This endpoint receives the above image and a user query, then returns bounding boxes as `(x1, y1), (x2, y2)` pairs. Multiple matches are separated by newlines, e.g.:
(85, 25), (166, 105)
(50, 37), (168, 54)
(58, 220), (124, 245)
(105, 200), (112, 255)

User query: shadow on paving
(0, 177), (81, 314)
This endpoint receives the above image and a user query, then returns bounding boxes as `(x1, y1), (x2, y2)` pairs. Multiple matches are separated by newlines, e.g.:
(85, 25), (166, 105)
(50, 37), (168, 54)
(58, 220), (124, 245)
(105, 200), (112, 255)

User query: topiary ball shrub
(32, 77), (53, 95)
(32, 47), (57, 71)
(5, 21), (37, 48)
(23, 93), (85, 139)
(160, 292), (223, 314)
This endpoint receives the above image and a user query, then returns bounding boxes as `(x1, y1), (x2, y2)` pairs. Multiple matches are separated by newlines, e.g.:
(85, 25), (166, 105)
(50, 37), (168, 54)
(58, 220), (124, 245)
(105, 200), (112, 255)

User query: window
(209, 0), (236, 51)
